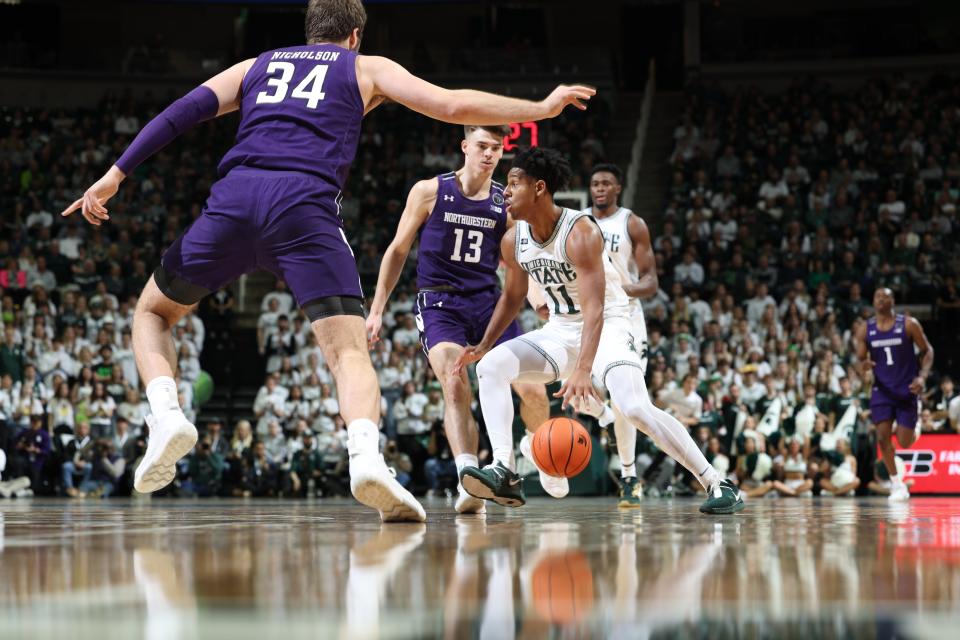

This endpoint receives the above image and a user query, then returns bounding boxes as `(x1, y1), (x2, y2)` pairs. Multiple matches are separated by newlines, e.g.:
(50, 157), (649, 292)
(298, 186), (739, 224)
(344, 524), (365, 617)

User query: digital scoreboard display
(504, 121), (540, 151)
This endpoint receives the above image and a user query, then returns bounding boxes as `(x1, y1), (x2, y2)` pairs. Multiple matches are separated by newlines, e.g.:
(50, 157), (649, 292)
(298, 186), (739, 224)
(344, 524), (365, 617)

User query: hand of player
(542, 84), (596, 118)
(554, 367), (600, 411)
(452, 344), (489, 376)
(909, 376), (925, 394)
(365, 312), (383, 348)
(536, 304), (549, 321)
(61, 165), (124, 226)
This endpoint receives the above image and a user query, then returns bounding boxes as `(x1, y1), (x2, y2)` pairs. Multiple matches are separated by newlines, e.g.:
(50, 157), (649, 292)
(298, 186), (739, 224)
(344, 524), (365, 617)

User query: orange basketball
(531, 417), (592, 478)
(531, 551), (595, 624)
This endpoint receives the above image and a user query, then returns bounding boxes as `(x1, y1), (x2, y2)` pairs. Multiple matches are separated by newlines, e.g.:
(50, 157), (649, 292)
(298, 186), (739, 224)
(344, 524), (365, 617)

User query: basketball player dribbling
(855, 288), (934, 502)
(366, 125), (552, 515)
(62, 0), (595, 522)
(453, 147), (744, 515)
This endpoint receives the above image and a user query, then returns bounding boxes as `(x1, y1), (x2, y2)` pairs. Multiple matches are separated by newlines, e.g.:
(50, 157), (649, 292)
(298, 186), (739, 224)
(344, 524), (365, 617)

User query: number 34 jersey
(219, 44), (363, 192)
(416, 172), (509, 291)
(515, 208), (630, 324)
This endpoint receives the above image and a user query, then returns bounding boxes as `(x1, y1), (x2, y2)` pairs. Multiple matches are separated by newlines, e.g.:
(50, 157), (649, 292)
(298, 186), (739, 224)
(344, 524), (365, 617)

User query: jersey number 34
(256, 62), (329, 109)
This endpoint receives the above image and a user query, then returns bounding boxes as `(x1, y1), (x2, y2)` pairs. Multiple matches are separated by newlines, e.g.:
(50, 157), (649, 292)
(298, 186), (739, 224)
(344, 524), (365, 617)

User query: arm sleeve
(116, 85), (220, 175)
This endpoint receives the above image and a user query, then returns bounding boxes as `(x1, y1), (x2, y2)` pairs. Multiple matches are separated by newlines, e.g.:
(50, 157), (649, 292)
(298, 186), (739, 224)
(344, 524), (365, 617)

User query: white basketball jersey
(515, 208), (630, 323)
(590, 206), (644, 319)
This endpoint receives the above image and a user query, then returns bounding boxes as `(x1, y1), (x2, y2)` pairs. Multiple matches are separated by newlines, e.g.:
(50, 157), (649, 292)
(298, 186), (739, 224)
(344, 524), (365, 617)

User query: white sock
(477, 359), (518, 472)
(613, 412), (637, 478)
(347, 419), (380, 457)
(455, 453), (479, 476)
(890, 473), (903, 487)
(145, 376), (182, 421)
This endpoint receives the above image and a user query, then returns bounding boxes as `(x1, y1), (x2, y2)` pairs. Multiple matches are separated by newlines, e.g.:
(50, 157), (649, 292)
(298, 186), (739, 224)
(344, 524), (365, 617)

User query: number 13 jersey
(515, 208), (630, 324)
(416, 172), (509, 291)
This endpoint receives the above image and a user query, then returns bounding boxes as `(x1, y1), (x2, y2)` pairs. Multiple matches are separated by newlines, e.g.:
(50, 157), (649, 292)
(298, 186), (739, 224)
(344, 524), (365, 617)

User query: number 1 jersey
(867, 313), (918, 398)
(218, 44), (363, 191)
(416, 172), (508, 291)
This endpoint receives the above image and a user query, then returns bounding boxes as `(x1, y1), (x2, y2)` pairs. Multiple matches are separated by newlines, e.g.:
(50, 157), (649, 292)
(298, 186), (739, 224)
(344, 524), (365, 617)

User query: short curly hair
(510, 147), (572, 195)
(590, 163), (624, 185)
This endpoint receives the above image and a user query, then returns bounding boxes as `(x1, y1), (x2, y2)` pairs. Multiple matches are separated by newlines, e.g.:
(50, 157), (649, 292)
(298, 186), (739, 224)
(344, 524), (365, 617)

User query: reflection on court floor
(0, 498), (958, 639)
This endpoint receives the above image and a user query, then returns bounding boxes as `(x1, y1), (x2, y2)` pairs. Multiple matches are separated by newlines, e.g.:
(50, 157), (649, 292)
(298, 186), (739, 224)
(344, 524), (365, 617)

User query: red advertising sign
(879, 435), (960, 494)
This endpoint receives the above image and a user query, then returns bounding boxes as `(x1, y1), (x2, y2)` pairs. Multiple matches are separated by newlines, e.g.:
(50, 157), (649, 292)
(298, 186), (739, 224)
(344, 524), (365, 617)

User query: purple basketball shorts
(870, 388), (920, 430)
(159, 166), (362, 306)
(414, 288), (521, 355)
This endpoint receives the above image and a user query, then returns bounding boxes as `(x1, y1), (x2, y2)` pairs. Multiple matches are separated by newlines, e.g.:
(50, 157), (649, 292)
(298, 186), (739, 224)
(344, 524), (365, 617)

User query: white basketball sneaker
(888, 481), (911, 502)
(519, 433), (569, 499)
(350, 453), (426, 523)
(134, 413), (198, 494)
(455, 486), (486, 515)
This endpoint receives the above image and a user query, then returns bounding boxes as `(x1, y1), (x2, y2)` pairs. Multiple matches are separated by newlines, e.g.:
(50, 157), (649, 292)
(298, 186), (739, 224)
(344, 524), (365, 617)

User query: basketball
(531, 551), (595, 624)
(531, 417), (592, 478)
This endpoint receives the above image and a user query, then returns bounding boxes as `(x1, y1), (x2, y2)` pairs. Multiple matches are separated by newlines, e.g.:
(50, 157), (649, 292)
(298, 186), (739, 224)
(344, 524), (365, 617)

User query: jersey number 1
(256, 62), (329, 109)
(883, 346), (894, 366)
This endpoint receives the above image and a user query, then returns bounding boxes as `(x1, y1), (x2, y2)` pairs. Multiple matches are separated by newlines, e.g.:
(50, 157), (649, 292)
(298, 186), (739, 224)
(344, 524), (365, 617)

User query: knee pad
(476, 353), (501, 382)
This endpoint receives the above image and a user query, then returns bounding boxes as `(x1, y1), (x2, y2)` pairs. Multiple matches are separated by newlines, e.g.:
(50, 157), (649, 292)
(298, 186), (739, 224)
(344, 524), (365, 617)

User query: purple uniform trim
(415, 289), (520, 355)
(160, 167), (361, 306)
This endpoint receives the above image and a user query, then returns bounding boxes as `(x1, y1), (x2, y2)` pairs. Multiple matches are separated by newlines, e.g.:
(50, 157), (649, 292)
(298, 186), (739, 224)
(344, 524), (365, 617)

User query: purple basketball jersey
(867, 314), (918, 398)
(416, 172), (508, 291)
(219, 44), (362, 190)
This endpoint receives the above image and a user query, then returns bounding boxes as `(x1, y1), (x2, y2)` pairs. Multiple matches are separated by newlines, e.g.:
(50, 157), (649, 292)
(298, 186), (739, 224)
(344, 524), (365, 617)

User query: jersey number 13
(450, 229), (483, 264)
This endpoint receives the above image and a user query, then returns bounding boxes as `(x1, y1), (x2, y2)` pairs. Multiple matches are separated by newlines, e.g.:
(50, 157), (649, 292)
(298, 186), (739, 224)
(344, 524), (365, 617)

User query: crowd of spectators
(0, 93), (221, 497)
(634, 74), (960, 498)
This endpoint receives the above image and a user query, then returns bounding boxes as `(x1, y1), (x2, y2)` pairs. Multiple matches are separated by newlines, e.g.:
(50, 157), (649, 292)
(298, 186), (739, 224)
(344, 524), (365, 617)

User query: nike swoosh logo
(508, 478), (521, 486)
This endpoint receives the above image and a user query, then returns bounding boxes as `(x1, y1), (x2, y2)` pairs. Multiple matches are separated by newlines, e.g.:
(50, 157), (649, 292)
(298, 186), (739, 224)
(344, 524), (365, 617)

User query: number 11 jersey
(416, 172), (509, 291)
(515, 208), (630, 324)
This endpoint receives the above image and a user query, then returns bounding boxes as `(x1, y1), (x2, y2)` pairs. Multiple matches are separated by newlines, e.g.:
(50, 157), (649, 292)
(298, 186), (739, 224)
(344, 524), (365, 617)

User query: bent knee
(610, 393), (654, 425)
(896, 429), (919, 448)
(618, 402), (651, 427)
(441, 372), (472, 399)
(476, 355), (500, 381)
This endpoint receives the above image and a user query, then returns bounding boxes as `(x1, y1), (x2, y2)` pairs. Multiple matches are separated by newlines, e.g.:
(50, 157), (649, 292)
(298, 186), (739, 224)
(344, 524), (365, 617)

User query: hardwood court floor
(1, 496), (959, 639)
